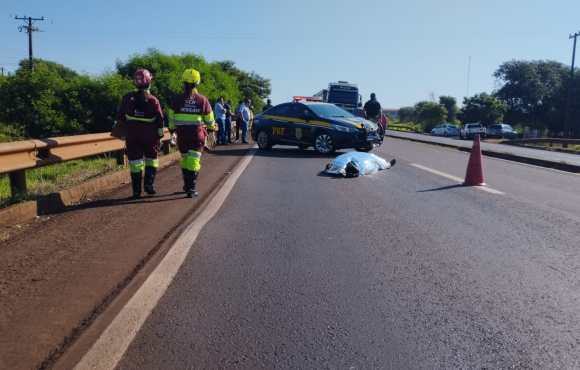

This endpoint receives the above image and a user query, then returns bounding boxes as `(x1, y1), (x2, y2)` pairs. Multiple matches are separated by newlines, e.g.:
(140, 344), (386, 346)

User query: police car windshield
(308, 104), (355, 119)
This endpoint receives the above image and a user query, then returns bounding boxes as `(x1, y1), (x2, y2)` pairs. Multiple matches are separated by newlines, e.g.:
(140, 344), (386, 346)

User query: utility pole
(466, 56), (472, 98)
(14, 16), (45, 71)
(565, 31), (580, 137)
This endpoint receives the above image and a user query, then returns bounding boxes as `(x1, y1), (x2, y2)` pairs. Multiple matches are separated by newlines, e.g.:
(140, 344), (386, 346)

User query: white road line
(410, 163), (505, 195)
(74, 149), (257, 370)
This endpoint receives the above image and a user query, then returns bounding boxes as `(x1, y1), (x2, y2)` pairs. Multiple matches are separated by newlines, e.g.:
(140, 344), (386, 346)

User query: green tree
(494, 60), (568, 131)
(0, 51), (270, 139)
(414, 101), (447, 131)
(439, 95), (458, 123)
(398, 106), (416, 122)
(216, 60), (271, 111)
(459, 93), (507, 126)
(0, 60), (80, 137)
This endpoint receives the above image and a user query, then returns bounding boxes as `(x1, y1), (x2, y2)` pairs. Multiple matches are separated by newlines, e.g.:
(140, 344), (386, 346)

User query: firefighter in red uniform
(167, 68), (216, 198)
(115, 69), (164, 198)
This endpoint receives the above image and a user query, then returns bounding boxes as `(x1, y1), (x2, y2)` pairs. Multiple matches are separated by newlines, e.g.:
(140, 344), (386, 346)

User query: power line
(14, 15), (46, 71)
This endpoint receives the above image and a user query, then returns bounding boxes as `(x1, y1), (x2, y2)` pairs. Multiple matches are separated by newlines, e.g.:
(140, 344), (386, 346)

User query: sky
(1, 0), (579, 108)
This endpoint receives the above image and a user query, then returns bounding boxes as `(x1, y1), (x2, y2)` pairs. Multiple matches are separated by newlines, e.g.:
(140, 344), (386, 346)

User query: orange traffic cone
(463, 134), (486, 186)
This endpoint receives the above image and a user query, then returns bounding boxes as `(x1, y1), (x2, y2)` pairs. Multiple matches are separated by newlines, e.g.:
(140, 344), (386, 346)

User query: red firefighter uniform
(116, 69), (164, 198)
(168, 68), (216, 197)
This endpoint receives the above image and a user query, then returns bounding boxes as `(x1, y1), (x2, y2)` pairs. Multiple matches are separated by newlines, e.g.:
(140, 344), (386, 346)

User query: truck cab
(325, 82), (363, 115)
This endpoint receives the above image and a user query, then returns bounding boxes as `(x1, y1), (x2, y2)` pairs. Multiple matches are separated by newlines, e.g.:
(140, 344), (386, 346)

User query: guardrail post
(9, 170), (27, 198)
(162, 140), (171, 155)
(114, 149), (127, 166)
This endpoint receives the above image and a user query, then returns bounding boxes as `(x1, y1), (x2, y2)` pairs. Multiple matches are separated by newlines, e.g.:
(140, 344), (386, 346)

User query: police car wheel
(256, 131), (272, 150)
(314, 133), (335, 154)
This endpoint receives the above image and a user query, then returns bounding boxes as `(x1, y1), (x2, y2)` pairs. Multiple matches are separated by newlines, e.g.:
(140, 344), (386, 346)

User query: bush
(0, 51), (271, 139)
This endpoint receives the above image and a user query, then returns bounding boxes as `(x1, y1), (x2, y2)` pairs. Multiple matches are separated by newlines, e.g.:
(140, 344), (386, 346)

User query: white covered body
(325, 152), (391, 177)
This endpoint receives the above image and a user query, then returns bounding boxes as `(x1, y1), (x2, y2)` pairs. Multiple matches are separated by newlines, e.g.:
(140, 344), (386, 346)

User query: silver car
(431, 123), (460, 137)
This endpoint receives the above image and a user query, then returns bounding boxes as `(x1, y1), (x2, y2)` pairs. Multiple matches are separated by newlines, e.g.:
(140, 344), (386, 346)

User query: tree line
(0, 49), (271, 141)
(396, 60), (580, 136)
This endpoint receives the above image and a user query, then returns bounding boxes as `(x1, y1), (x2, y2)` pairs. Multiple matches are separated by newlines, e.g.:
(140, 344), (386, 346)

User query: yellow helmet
(182, 68), (201, 84)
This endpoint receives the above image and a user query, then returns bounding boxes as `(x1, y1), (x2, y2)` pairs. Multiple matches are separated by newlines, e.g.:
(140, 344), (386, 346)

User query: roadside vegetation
(0, 49), (271, 141)
(0, 156), (122, 208)
(396, 60), (580, 137)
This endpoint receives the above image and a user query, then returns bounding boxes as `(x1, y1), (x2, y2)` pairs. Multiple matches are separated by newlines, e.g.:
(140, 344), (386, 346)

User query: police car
(252, 102), (381, 154)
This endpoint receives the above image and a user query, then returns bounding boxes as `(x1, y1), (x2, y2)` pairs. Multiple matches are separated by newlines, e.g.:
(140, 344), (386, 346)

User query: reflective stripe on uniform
(129, 159), (145, 173)
(125, 114), (156, 123)
(173, 113), (202, 127)
(180, 150), (202, 172)
(145, 158), (159, 168)
(203, 111), (215, 124)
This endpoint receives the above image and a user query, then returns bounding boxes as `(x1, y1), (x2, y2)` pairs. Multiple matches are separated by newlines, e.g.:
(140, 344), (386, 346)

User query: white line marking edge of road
(73, 148), (257, 370)
(410, 163), (505, 195)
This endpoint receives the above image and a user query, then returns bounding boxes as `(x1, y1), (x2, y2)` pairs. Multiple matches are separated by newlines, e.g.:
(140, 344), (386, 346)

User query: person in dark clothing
(263, 98), (273, 112)
(224, 100), (233, 143)
(115, 69), (164, 199)
(363, 93), (382, 121)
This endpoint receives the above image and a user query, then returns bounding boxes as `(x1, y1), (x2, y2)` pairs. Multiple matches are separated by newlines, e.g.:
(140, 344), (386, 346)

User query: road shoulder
(0, 144), (252, 370)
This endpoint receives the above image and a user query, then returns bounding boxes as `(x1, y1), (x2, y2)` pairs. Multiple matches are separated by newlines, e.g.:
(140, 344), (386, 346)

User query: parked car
(486, 124), (518, 139)
(460, 123), (486, 139)
(431, 123), (460, 137)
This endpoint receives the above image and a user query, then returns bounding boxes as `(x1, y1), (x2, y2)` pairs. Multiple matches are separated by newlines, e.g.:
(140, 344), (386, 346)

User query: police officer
(116, 69), (164, 199)
(167, 68), (216, 198)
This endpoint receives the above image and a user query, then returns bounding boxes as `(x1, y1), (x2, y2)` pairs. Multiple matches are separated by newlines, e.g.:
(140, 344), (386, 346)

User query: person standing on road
(235, 100), (244, 142)
(224, 100), (233, 144)
(115, 69), (164, 199)
(167, 68), (216, 198)
(262, 98), (273, 112)
(214, 96), (227, 145)
(238, 98), (251, 144)
(363, 93), (382, 121)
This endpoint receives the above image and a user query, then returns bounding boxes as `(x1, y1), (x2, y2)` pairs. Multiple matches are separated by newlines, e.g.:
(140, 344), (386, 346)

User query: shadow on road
(46, 193), (191, 215)
(208, 146), (252, 157)
(316, 171), (348, 180)
(417, 184), (464, 193)
(255, 147), (341, 159)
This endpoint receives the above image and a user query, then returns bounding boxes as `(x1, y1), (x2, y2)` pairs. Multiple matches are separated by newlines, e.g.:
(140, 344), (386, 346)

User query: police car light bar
(293, 96), (323, 102)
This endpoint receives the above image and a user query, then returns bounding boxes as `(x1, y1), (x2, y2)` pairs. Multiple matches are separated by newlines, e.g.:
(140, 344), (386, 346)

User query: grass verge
(388, 122), (422, 133)
(1, 155), (123, 208)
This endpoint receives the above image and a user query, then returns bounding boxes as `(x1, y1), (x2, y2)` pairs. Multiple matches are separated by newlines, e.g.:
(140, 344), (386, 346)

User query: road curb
(385, 132), (580, 174)
(0, 152), (181, 228)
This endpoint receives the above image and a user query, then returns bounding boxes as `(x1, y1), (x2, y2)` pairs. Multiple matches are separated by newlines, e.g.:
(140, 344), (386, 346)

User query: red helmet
(133, 69), (152, 88)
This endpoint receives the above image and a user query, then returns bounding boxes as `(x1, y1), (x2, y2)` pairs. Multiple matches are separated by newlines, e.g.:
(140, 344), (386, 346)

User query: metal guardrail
(0, 130), (172, 198)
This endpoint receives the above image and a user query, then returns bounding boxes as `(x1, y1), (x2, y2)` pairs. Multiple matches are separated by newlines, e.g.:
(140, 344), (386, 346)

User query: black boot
(182, 169), (198, 198)
(144, 167), (157, 195)
(182, 168), (190, 194)
(190, 171), (199, 197)
(130, 172), (142, 199)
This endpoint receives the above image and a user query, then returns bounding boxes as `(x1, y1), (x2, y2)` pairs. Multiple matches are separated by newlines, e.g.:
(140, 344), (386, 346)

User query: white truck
(460, 123), (486, 140)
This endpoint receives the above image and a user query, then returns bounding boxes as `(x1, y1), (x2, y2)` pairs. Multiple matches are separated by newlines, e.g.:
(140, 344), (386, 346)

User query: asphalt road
(109, 140), (580, 369)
